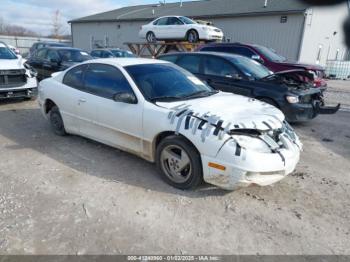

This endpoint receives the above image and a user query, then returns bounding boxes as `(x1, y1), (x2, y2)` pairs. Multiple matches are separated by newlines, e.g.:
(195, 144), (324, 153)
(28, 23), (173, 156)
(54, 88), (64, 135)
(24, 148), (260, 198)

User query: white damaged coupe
(38, 58), (302, 190)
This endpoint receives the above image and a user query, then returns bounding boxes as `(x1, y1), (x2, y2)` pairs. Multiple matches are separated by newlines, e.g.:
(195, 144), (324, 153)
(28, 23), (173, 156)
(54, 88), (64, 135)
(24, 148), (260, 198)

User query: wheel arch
(186, 28), (199, 37)
(44, 99), (57, 114)
(152, 131), (201, 161)
(255, 96), (281, 109)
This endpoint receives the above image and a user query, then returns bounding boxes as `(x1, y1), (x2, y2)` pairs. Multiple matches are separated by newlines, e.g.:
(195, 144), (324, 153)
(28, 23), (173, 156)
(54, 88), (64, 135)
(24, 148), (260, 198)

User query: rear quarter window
(159, 55), (179, 63)
(176, 55), (201, 74)
(63, 65), (86, 89)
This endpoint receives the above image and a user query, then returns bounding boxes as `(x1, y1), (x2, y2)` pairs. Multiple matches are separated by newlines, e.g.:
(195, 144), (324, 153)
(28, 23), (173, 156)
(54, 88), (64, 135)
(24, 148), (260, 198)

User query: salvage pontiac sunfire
(38, 58), (302, 190)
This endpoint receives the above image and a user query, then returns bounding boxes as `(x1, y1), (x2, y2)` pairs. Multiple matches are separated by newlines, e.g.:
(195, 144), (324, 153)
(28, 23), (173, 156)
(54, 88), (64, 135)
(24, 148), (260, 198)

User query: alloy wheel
(160, 145), (192, 183)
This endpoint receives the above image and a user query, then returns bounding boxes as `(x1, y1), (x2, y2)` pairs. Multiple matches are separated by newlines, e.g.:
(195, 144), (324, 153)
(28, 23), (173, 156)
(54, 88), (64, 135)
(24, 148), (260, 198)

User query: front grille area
(300, 95), (312, 104)
(0, 70), (27, 88)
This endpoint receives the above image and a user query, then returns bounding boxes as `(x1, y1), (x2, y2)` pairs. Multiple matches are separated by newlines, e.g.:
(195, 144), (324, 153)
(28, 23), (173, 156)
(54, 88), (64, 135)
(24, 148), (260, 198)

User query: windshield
(125, 63), (215, 102)
(179, 17), (196, 25)
(228, 56), (271, 79)
(111, 50), (135, 58)
(0, 47), (18, 59)
(254, 45), (287, 62)
(58, 50), (92, 62)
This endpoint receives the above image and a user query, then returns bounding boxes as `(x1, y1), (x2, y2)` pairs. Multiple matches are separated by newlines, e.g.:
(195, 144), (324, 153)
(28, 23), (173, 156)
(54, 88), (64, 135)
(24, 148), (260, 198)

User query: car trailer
(125, 41), (204, 58)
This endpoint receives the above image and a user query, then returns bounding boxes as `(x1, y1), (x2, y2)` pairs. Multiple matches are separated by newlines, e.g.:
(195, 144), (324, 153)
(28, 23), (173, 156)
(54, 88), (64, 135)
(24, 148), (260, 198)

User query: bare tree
(0, 16), (5, 34)
(52, 9), (63, 39)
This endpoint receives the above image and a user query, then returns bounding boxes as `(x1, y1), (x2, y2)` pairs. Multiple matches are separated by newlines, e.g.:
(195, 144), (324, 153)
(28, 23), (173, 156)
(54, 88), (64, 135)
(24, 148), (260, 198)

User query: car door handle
(78, 98), (86, 103)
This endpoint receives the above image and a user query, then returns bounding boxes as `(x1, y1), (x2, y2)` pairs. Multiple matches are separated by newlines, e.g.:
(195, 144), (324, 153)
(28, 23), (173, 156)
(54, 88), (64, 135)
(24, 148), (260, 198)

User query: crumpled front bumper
(202, 147), (300, 190)
(201, 125), (302, 190)
(0, 77), (37, 99)
(284, 101), (340, 122)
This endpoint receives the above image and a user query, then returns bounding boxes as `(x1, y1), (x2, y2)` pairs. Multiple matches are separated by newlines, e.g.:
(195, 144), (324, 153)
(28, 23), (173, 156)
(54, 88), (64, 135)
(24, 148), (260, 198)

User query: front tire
(49, 106), (66, 136)
(156, 136), (203, 190)
(187, 30), (199, 43)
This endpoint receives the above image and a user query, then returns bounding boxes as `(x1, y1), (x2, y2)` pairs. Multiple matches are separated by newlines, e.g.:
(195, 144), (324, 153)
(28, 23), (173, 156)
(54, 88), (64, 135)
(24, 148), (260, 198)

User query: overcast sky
(1, 0), (193, 36)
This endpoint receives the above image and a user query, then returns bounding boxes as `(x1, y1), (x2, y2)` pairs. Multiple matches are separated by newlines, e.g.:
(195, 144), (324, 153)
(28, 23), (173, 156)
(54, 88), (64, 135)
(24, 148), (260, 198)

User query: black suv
(159, 52), (339, 122)
(26, 47), (92, 80)
(29, 42), (68, 57)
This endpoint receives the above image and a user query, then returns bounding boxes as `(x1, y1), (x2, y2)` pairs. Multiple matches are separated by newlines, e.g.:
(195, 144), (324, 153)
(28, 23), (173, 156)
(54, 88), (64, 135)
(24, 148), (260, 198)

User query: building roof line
(69, 9), (306, 24)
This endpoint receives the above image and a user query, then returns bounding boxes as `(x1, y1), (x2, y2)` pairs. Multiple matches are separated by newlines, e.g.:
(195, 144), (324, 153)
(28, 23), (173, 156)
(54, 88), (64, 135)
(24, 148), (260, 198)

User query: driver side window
(84, 64), (134, 100)
(167, 17), (183, 25)
(155, 17), (168, 26)
(47, 50), (60, 61)
(203, 56), (238, 77)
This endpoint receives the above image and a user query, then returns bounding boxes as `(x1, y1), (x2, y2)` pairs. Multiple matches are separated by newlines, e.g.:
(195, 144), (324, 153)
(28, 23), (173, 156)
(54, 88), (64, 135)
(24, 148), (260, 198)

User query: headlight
(24, 63), (38, 78)
(230, 135), (271, 153)
(286, 95), (299, 104)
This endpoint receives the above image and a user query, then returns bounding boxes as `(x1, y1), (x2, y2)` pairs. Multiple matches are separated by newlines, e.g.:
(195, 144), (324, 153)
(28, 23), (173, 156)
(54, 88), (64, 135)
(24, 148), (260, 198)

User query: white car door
(153, 17), (169, 39)
(166, 17), (186, 39)
(57, 64), (89, 134)
(80, 63), (143, 153)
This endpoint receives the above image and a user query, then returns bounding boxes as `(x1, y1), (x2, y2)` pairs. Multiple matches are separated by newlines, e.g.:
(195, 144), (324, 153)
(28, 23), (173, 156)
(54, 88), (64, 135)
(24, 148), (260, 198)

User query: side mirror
(251, 55), (264, 64)
(113, 92), (137, 104)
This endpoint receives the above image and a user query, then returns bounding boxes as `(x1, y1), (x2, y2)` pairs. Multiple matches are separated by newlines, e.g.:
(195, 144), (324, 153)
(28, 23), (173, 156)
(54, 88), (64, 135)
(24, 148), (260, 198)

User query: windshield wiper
(183, 90), (218, 99)
(150, 96), (183, 102)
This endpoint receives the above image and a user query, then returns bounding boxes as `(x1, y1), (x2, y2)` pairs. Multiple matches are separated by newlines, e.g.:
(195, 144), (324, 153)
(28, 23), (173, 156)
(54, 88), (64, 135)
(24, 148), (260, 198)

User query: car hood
(261, 69), (315, 90)
(279, 61), (324, 71)
(194, 24), (221, 31)
(157, 92), (284, 131)
(0, 58), (24, 70)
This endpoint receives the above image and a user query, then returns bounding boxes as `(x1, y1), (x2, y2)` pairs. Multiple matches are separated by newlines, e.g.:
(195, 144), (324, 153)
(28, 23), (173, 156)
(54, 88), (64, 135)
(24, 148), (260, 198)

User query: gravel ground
(324, 80), (350, 109)
(0, 98), (349, 255)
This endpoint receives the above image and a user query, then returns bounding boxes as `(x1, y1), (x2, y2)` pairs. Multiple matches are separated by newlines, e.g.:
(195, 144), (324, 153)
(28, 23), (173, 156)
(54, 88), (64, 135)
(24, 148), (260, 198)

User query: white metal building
(69, 0), (349, 66)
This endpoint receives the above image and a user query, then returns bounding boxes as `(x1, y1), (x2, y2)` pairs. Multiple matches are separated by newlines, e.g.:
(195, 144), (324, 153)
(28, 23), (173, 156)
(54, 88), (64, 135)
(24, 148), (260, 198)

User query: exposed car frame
(0, 41), (38, 100)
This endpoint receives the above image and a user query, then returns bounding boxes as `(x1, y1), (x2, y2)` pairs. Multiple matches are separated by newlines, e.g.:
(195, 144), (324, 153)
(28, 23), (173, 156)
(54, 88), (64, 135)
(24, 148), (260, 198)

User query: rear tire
(49, 106), (66, 136)
(146, 32), (156, 43)
(156, 135), (203, 190)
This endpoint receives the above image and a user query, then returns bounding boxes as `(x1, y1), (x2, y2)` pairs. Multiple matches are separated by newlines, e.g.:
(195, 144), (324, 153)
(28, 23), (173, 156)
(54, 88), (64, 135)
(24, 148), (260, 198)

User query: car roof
(36, 41), (67, 45)
(91, 48), (125, 51)
(160, 51), (244, 60)
(201, 42), (262, 49)
(83, 58), (169, 67)
(0, 43), (7, 48)
(45, 47), (84, 51)
(156, 15), (185, 19)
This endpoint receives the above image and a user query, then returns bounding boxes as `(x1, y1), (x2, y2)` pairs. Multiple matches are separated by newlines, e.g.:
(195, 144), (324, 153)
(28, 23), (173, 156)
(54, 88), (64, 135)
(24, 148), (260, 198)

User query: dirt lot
(324, 80), (350, 109)
(0, 90), (349, 255)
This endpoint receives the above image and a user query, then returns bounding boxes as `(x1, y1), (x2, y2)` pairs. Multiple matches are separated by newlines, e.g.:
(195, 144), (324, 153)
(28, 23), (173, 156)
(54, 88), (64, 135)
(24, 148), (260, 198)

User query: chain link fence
(0, 35), (71, 55)
(325, 60), (350, 80)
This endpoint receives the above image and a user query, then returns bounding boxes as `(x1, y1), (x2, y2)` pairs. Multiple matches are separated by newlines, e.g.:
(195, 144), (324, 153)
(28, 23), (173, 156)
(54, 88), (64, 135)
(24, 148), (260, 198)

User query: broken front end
(264, 70), (340, 122)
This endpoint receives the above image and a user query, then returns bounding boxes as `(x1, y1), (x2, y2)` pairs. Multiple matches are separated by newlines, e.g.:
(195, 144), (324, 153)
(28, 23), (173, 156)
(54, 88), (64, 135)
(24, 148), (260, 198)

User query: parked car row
(0, 38), (340, 191)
